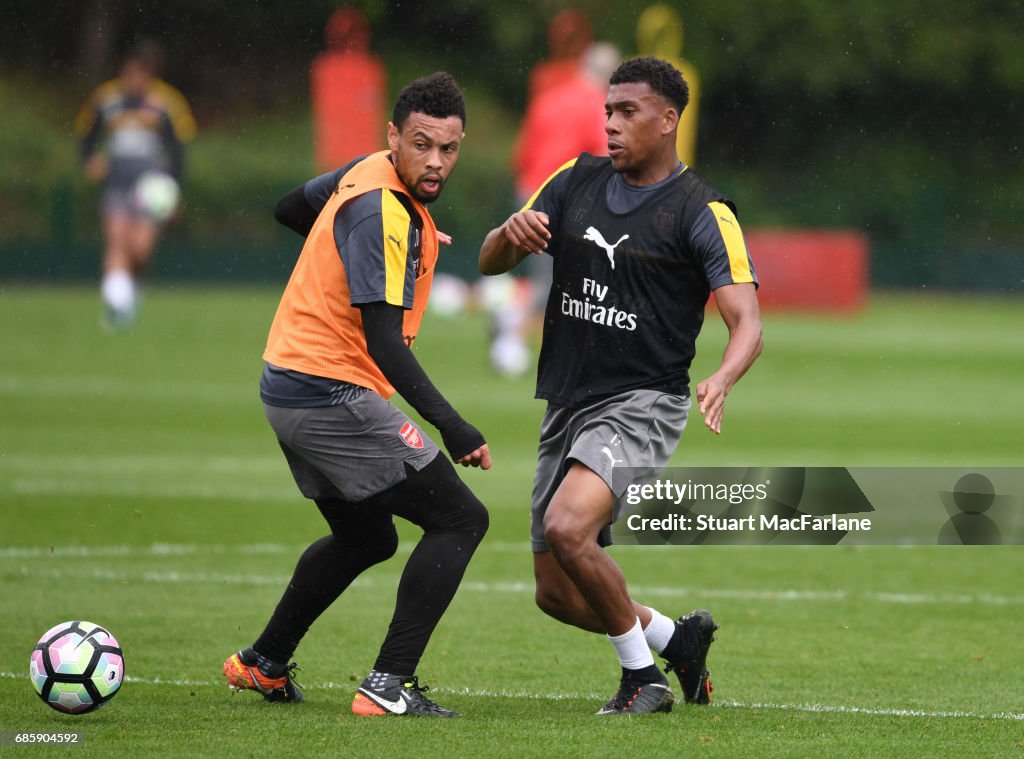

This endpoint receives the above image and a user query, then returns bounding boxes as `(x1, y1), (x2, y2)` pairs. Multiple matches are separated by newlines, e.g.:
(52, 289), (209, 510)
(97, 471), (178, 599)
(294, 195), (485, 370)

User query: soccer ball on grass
(30, 621), (125, 714)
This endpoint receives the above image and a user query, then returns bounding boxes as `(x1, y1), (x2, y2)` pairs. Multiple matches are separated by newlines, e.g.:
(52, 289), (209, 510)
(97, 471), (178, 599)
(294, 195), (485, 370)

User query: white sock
(101, 269), (136, 314)
(607, 617), (655, 670)
(643, 607), (676, 655)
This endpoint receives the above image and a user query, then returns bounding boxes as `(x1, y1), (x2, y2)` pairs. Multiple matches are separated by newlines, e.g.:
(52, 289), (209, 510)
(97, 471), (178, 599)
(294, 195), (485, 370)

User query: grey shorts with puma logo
(530, 389), (690, 552)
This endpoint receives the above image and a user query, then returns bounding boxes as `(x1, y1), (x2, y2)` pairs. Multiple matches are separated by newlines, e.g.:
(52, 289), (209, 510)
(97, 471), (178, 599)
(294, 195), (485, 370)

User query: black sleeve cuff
(440, 420), (486, 460)
(360, 301), (485, 460)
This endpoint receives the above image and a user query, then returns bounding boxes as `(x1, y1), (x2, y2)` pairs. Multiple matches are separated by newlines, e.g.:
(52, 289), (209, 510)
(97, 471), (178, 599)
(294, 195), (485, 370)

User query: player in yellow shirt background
(76, 39), (196, 330)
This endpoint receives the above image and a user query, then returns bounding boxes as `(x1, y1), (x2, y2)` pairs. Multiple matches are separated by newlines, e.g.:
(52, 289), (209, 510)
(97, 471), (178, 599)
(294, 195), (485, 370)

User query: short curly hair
(609, 56), (688, 114)
(392, 72), (466, 129)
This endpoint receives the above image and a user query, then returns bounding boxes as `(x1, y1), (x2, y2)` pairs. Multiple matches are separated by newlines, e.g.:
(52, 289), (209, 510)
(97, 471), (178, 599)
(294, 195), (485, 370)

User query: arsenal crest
(398, 421), (424, 449)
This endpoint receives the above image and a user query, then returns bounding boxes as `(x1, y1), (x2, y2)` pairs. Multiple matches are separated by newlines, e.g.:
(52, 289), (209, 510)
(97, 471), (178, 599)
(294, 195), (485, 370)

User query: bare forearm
(479, 222), (527, 275)
(713, 318), (763, 392)
(696, 283), (762, 434)
(480, 210), (552, 275)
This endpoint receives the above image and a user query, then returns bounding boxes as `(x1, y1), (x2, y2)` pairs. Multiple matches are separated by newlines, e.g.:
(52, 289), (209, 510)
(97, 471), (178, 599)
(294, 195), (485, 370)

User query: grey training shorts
(530, 389), (690, 552)
(264, 392), (440, 503)
(102, 185), (141, 218)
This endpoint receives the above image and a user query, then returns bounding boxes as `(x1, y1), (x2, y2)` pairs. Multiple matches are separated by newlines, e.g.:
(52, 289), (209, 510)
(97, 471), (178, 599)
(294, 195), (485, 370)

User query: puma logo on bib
(583, 226), (630, 270)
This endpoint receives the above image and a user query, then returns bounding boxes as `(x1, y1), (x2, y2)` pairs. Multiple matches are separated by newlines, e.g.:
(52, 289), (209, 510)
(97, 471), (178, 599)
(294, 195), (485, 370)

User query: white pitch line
(7, 563), (1024, 607)
(0, 541), (531, 560)
(712, 698), (1024, 722)
(10, 479), (297, 503)
(2, 672), (1019, 722)
(0, 540), (1005, 560)
(7, 478), (530, 509)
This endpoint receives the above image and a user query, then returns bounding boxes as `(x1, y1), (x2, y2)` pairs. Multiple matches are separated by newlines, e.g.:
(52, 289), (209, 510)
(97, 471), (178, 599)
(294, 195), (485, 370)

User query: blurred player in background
(480, 57), (762, 714)
(489, 38), (621, 377)
(484, 8), (592, 378)
(526, 8), (593, 98)
(636, 4), (700, 167)
(75, 39), (196, 330)
(310, 6), (385, 173)
(223, 72), (490, 718)
(512, 42), (620, 207)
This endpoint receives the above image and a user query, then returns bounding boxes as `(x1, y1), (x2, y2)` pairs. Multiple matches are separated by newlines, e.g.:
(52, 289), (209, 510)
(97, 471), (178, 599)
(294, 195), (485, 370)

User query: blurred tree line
(1, 0), (1022, 286)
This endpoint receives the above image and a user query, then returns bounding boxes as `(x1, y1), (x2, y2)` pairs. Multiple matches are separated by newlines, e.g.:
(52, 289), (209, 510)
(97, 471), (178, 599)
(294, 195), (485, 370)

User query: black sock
(363, 669), (411, 691)
(253, 506), (398, 664)
(250, 455), (486, 676)
(368, 457), (489, 675)
(372, 529), (483, 673)
(623, 663), (664, 684)
(243, 646), (287, 678)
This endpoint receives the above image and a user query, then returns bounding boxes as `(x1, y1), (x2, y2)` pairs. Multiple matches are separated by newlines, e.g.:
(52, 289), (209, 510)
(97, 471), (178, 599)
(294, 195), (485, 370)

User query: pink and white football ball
(30, 621), (124, 714)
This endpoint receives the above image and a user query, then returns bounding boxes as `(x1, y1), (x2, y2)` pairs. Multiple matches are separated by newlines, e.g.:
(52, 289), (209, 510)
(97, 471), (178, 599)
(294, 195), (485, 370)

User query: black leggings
(253, 453), (488, 676)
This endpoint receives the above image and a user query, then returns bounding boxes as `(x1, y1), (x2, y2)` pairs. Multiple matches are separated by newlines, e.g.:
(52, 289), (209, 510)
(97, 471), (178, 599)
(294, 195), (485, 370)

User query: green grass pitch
(1, 285), (1022, 757)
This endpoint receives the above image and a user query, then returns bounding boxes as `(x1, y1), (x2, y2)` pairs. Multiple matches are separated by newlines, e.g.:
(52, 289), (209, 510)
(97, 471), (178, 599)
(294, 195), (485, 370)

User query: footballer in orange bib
(224, 73), (490, 719)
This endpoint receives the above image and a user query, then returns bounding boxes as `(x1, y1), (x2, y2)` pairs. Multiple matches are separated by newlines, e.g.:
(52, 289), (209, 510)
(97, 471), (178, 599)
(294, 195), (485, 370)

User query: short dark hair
(609, 56), (688, 114)
(124, 38), (165, 76)
(392, 72), (466, 129)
